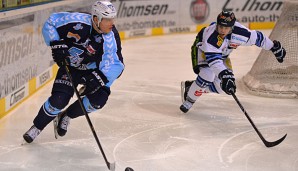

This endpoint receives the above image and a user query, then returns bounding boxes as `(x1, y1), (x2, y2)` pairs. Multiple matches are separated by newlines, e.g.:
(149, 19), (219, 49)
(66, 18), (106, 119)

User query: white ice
(0, 31), (297, 171)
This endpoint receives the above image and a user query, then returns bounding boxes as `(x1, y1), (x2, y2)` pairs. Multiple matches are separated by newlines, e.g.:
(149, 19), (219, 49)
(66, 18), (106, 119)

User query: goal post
(242, 0), (298, 98)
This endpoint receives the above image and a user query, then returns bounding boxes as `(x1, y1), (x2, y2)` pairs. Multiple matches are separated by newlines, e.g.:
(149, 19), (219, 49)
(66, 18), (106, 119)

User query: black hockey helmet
(217, 11), (236, 27)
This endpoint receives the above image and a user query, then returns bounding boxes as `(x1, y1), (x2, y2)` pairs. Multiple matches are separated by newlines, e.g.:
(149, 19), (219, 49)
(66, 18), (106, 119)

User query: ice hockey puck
(125, 167), (134, 171)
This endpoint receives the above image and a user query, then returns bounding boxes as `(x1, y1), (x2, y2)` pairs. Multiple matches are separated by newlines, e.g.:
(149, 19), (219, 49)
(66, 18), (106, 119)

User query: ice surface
(0, 32), (297, 171)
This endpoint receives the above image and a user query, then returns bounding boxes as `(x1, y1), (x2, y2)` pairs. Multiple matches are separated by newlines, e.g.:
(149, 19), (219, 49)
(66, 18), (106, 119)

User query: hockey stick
(231, 92), (287, 148)
(64, 64), (115, 171)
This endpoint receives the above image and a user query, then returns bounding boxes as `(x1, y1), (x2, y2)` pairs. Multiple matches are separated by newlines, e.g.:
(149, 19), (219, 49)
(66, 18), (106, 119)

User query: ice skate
(23, 125), (41, 143)
(53, 111), (70, 138)
(181, 80), (194, 103)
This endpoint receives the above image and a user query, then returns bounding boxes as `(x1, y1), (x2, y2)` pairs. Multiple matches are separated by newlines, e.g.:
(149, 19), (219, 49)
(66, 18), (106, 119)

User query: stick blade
(264, 134), (287, 148)
(108, 162), (116, 171)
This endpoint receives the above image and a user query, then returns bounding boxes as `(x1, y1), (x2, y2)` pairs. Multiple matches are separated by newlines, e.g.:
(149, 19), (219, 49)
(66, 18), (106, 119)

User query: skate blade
(109, 162), (116, 171)
(181, 81), (185, 103)
(53, 117), (59, 139)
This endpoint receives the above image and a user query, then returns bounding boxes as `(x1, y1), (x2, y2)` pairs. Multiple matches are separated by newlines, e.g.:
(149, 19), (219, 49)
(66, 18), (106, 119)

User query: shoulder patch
(73, 23), (83, 30)
(94, 35), (102, 43)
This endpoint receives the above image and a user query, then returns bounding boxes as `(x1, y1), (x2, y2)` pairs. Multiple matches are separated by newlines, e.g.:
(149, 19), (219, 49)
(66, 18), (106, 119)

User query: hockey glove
(81, 69), (108, 94)
(218, 69), (236, 95)
(50, 40), (70, 67)
(270, 40), (286, 63)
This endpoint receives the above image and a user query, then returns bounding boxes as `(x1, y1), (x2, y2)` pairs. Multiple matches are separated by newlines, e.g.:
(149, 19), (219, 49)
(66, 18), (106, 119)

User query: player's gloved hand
(218, 69), (236, 95)
(50, 40), (70, 67)
(270, 40), (286, 63)
(81, 69), (108, 94)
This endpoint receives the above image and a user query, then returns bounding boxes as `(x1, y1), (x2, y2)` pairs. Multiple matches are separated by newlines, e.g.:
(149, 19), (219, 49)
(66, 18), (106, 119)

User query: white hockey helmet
(91, 1), (117, 22)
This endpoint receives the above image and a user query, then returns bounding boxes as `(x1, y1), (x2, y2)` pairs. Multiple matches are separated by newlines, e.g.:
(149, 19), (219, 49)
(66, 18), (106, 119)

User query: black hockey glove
(50, 40), (70, 67)
(270, 40), (286, 63)
(218, 69), (236, 95)
(81, 69), (108, 94)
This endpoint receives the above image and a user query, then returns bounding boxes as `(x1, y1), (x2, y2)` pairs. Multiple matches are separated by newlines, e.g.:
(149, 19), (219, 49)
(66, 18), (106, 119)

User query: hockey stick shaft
(64, 64), (115, 171)
(231, 92), (287, 147)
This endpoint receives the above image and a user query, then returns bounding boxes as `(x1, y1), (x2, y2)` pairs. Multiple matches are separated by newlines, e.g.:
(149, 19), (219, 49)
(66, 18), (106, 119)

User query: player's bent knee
(195, 75), (212, 88)
(43, 92), (71, 116)
(49, 92), (72, 109)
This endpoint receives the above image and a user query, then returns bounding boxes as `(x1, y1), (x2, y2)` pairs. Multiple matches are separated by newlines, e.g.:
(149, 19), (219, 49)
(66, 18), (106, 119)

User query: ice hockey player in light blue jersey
(23, 1), (124, 143)
(180, 11), (286, 113)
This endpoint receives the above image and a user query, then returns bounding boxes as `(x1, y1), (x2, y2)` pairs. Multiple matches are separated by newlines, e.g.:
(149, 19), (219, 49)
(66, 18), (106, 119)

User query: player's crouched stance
(180, 11), (286, 113)
(23, 1), (124, 143)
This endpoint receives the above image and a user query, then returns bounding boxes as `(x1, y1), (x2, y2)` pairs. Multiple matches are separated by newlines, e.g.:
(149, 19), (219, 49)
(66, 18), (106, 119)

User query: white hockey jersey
(193, 22), (274, 76)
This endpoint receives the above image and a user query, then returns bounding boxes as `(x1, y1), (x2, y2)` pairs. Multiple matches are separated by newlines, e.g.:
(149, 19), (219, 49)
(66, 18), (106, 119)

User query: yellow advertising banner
(21, 0), (30, 5)
(5, 0), (18, 8)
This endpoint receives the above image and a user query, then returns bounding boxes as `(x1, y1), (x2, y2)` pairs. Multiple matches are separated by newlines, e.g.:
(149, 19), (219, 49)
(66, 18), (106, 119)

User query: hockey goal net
(243, 0), (298, 98)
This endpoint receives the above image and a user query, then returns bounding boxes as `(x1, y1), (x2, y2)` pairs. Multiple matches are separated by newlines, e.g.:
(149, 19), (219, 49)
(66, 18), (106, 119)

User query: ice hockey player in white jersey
(180, 11), (286, 113)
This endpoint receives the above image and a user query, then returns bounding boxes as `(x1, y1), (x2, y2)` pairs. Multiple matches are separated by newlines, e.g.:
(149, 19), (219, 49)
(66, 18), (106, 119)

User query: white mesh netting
(243, 0), (298, 98)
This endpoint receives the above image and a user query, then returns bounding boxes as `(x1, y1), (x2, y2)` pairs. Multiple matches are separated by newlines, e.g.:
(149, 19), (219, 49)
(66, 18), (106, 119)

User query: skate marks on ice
(216, 95), (295, 171)
(217, 124), (298, 171)
(109, 83), (296, 171)
(0, 137), (113, 171)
